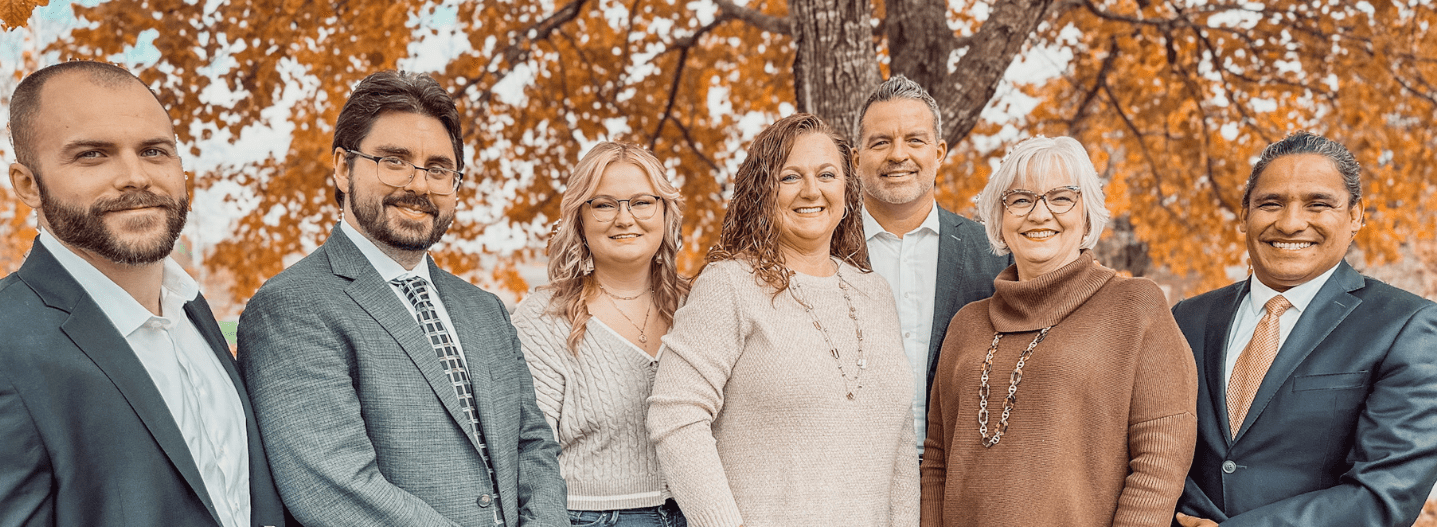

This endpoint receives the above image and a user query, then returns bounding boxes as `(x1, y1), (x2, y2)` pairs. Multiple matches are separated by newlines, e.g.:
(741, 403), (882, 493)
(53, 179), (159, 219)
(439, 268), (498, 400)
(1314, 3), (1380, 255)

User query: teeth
(1024, 230), (1056, 239)
(1272, 241), (1313, 250)
(796, 207), (823, 214)
(611, 234), (639, 239)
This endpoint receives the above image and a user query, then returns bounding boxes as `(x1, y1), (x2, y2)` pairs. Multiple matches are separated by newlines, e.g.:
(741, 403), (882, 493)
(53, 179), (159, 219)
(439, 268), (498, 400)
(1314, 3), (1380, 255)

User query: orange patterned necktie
(1227, 294), (1292, 438)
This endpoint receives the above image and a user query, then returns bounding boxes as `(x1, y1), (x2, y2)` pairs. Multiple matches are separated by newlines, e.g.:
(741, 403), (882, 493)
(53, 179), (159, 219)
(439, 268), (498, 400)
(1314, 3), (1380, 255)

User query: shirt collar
(38, 228), (199, 335)
(339, 219), (434, 284)
(862, 200), (941, 241)
(1245, 262), (1342, 319)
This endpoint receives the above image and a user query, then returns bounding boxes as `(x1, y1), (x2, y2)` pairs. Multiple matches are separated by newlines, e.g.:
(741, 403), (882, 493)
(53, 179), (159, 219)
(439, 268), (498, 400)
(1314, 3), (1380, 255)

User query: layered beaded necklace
(788, 263), (867, 400)
(977, 326), (1053, 448)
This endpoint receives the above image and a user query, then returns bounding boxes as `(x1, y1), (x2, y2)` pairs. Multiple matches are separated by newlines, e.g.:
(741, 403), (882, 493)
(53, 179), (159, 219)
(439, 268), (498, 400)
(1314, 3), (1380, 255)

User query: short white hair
(975, 136), (1111, 256)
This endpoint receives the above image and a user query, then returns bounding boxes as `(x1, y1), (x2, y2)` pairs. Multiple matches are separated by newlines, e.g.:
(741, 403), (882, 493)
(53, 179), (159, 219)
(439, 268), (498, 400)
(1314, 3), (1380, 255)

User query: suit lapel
(326, 228), (485, 454)
(928, 211), (963, 379)
(18, 241), (221, 525)
(1201, 283), (1246, 444)
(1236, 263), (1363, 439)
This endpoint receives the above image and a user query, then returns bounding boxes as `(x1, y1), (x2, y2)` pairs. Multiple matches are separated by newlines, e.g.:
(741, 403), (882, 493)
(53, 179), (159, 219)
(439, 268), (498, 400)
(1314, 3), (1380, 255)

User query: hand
(1175, 512), (1219, 527)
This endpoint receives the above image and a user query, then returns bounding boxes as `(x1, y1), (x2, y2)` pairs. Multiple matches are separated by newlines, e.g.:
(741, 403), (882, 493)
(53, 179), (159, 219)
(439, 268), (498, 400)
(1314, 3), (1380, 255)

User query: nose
(798, 175), (821, 199)
(403, 167), (433, 195)
(1274, 204), (1306, 233)
(886, 141), (910, 163)
(113, 151), (155, 191)
(1025, 196), (1056, 222)
(612, 202), (636, 226)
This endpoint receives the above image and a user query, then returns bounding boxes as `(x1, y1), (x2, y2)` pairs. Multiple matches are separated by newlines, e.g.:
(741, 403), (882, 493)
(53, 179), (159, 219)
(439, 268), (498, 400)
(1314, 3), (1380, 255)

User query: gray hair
(975, 136), (1111, 256)
(1244, 130), (1361, 209)
(854, 74), (943, 143)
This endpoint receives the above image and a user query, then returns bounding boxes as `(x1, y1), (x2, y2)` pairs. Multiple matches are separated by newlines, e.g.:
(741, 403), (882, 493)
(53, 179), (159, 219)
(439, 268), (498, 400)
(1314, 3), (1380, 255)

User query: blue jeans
(568, 499), (687, 527)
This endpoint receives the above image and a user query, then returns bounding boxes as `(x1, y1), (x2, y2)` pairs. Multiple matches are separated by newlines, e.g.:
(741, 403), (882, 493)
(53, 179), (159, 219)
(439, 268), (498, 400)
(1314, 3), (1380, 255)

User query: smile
(1270, 241), (1315, 250)
(1022, 230), (1057, 240)
(794, 207), (824, 214)
(391, 205), (432, 219)
(882, 171), (914, 178)
(610, 233), (641, 240)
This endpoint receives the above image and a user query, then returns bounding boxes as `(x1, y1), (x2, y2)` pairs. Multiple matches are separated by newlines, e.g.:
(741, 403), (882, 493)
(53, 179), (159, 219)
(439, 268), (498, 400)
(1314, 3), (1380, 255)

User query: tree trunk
(786, 0), (883, 141)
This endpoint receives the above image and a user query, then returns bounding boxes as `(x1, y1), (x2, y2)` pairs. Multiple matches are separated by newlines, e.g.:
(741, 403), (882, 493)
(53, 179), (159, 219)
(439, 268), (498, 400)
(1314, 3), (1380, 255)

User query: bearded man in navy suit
(1171, 131), (1437, 526)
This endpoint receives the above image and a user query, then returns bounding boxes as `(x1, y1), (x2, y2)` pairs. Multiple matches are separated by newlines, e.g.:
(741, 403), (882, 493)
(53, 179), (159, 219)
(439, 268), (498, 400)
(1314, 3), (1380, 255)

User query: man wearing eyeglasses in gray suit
(237, 70), (566, 526)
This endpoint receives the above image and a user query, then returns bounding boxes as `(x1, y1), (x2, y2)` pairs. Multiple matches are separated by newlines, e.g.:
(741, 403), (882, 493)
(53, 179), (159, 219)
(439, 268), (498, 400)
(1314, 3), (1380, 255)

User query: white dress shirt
(1223, 263), (1342, 386)
(340, 220), (469, 363)
(862, 202), (941, 456)
(40, 230), (251, 527)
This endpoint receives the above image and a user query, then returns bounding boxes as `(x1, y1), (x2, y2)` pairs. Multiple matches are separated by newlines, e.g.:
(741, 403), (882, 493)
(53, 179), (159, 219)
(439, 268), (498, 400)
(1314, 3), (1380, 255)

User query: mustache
(94, 191), (183, 214)
(384, 193), (438, 215)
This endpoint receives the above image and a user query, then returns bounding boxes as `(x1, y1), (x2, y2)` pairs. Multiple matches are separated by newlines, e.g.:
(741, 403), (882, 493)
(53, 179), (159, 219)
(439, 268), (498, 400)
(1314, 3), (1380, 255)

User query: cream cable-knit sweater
(513, 288), (672, 511)
(647, 259), (920, 527)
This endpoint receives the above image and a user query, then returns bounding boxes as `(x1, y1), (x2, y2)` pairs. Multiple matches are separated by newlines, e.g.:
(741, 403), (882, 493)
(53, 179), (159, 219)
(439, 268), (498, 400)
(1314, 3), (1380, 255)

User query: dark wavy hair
(330, 70), (463, 208)
(706, 113), (870, 295)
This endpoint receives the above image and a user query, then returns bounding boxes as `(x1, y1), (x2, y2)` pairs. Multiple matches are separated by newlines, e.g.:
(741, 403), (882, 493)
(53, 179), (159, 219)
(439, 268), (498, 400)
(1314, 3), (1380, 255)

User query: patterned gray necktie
(390, 276), (500, 507)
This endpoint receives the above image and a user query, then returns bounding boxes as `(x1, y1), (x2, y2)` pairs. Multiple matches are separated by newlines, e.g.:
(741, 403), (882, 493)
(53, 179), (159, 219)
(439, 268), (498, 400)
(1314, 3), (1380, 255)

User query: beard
(40, 186), (188, 266)
(348, 180), (454, 252)
(865, 163), (936, 205)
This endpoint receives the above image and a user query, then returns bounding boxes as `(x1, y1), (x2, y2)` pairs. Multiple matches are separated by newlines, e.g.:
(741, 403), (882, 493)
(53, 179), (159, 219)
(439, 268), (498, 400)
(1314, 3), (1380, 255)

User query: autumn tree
(2, 0), (1436, 305)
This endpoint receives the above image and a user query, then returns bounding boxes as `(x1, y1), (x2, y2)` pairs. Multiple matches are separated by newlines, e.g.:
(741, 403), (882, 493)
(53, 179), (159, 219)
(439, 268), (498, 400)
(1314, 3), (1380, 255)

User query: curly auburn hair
(542, 142), (689, 354)
(706, 113), (870, 295)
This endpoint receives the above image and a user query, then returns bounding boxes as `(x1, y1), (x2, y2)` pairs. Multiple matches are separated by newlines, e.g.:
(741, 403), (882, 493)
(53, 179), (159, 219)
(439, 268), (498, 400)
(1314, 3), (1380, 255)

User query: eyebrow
(781, 162), (840, 174)
(59, 137), (177, 154)
(371, 144), (456, 169)
(1253, 191), (1341, 202)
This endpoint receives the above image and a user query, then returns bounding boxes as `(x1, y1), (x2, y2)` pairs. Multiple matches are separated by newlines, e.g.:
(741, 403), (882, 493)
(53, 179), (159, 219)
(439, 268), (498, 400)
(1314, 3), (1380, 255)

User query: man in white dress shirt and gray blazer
(237, 70), (566, 526)
(853, 76), (1011, 456)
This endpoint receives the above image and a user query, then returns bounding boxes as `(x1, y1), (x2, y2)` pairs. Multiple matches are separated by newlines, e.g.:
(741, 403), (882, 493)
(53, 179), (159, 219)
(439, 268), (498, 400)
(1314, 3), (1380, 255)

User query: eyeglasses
(585, 194), (663, 222)
(1000, 186), (1082, 216)
(346, 149), (464, 195)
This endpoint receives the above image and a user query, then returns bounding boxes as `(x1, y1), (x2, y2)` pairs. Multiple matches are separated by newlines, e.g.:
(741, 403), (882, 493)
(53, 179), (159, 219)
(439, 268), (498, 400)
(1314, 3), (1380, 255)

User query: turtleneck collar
(988, 249), (1116, 332)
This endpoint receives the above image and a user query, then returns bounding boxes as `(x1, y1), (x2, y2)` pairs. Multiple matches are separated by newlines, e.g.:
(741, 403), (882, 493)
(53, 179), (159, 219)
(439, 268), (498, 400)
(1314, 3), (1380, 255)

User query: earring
(581, 255), (594, 275)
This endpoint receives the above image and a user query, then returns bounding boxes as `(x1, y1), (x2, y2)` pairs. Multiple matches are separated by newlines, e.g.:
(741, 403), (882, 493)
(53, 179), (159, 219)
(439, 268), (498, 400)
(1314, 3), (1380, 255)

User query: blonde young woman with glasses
(512, 142), (690, 527)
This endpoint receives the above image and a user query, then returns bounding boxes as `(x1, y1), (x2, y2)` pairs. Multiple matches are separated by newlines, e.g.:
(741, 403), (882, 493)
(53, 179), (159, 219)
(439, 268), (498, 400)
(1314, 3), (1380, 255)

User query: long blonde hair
(544, 142), (689, 354)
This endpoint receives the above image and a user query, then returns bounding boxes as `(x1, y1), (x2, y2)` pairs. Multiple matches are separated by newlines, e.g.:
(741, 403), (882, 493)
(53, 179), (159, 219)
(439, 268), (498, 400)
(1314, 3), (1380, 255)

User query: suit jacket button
(478, 493), (493, 507)
(1222, 460), (1237, 473)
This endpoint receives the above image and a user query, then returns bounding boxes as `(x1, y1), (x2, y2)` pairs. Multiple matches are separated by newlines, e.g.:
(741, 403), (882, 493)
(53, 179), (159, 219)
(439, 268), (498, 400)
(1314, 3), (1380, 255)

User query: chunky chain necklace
(789, 264), (867, 400)
(599, 285), (653, 343)
(977, 326), (1053, 448)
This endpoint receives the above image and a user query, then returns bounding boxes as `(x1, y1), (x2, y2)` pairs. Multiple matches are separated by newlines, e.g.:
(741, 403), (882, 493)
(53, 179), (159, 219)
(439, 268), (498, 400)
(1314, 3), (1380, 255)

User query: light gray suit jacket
(237, 227), (566, 526)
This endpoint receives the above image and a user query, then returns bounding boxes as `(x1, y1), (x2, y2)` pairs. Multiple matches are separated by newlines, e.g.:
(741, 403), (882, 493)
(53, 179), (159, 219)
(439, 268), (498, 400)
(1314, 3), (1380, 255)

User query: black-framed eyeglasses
(345, 149), (464, 195)
(1001, 186), (1081, 216)
(585, 194), (663, 222)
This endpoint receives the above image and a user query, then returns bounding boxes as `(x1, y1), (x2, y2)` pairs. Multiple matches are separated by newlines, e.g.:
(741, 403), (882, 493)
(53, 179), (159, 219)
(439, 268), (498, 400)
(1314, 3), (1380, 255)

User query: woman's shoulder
(512, 287), (562, 326)
(1095, 273), (1171, 312)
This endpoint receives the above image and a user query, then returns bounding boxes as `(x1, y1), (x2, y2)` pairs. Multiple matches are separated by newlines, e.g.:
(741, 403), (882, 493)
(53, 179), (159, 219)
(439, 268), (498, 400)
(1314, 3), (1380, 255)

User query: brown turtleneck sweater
(920, 250), (1196, 527)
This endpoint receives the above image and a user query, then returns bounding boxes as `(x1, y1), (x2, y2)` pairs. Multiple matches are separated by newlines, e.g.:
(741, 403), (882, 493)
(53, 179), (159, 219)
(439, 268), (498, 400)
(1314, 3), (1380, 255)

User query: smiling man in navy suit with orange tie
(1171, 131), (1437, 527)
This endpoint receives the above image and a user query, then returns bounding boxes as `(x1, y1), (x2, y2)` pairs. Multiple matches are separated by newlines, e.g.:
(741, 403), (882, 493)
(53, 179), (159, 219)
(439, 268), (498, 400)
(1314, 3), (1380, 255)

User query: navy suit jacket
(1171, 261), (1437, 526)
(0, 238), (285, 526)
(925, 207), (1011, 398)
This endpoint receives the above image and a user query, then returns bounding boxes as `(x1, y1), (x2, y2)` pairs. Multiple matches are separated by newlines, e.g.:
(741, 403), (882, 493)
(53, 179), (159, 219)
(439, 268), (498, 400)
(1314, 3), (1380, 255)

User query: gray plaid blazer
(237, 226), (566, 526)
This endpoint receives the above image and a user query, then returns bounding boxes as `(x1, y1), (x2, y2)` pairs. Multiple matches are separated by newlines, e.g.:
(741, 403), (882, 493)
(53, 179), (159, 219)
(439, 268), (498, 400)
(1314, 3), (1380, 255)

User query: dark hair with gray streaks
(854, 74), (943, 144)
(1244, 130), (1362, 210)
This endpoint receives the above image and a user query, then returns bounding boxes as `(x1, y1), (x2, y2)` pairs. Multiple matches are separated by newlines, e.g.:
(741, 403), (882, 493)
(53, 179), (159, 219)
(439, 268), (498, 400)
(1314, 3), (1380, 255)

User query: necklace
(599, 284), (650, 301)
(789, 264), (866, 400)
(977, 326), (1053, 448)
(603, 292), (653, 343)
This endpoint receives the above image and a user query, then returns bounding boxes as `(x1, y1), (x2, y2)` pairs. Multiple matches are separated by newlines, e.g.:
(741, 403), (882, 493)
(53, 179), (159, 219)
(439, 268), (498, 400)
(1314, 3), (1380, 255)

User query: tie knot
(1264, 294), (1292, 317)
(390, 275), (430, 295)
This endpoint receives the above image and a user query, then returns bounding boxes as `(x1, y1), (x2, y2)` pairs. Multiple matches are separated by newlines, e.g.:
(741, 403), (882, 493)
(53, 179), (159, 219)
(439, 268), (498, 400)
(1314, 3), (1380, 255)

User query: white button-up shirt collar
(862, 202), (941, 455)
(340, 219), (468, 362)
(39, 230), (251, 527)
(1223, 262), (1342, 385)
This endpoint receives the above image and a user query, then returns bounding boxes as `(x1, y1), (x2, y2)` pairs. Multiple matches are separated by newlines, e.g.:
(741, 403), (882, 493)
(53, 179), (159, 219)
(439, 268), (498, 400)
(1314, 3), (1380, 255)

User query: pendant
(846, 392), (855, 400)
(639, 334), (648, 343)
(857, 358), (867, 369)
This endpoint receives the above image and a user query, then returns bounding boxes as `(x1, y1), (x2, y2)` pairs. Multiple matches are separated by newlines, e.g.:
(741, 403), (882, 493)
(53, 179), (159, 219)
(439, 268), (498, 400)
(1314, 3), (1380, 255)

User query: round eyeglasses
(1000, 186), (1082, 216)
(585, 194), (663, 223)
(346, 149), (464, 195)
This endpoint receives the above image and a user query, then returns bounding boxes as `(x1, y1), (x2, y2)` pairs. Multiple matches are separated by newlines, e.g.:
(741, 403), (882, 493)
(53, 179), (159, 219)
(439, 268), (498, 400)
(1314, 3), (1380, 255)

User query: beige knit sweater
(513, 288), (672, 511)
(920, 250), (1197, 527)
(648, 259), (919, 527)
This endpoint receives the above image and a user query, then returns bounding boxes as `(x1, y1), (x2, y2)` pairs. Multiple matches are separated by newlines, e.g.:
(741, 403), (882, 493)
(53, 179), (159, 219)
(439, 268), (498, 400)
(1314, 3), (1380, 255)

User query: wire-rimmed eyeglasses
(346, 149), (464, 195)
(1000, 186), (1082, 216)
(585, 194), (663, 222)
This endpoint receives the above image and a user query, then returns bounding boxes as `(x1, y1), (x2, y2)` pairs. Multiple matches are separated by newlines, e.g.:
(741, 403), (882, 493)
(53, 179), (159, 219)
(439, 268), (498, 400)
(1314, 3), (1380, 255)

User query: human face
(855, 98), (947, 206)
(776, 133), (847, 257)
(582, 162), (665, 272)
(1000, 165), (1086, 281)
(335, 111), (458, 252)
(10, 74), (188, 266)
(1241, 154), (1362, 292)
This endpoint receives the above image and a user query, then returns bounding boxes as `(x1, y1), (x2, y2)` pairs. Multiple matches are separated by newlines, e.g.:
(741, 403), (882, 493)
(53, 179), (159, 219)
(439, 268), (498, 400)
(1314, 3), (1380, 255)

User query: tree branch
(714, 0), (791, 35)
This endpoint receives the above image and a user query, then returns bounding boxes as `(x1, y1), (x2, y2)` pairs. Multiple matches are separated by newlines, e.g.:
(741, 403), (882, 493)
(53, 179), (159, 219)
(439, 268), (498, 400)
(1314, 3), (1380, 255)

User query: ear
(935, 139), (948, 163)
(9, 162), (42, 209)
(332, 147), (350, 192)
(1349, 198), (1365, 233)
(1237, 208), (1248, 235)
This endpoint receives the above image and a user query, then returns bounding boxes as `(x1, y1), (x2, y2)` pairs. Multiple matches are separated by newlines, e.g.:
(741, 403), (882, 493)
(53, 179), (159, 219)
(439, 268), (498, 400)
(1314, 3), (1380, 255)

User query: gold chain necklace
(977, 326), (1053, 448)
(599, 284), (650, 301)
(789, 265), (867, 400)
